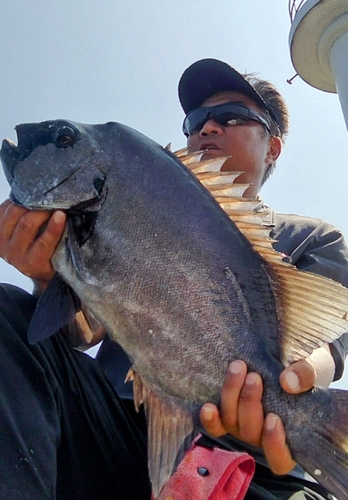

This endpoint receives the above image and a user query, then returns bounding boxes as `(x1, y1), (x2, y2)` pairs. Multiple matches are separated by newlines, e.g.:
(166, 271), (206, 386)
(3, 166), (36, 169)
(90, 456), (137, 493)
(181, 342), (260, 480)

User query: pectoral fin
(27, 273), (82, 344)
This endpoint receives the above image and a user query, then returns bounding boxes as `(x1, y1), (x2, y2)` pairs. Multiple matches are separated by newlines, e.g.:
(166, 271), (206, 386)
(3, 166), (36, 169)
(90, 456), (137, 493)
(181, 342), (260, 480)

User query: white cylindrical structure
(330, 29), (348, 128)
(289, 0), (348, 130)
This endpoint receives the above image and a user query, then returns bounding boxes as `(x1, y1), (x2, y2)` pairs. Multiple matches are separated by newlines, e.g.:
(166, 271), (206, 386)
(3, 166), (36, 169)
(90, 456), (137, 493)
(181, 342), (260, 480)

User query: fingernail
(229, 360), (243, 375)
(53, 211), (66, 223)
(245, 373), (259, 386)
(265, 414), (278, 431)
(284, 371), (300, 392)
(201, 405), (214, 422)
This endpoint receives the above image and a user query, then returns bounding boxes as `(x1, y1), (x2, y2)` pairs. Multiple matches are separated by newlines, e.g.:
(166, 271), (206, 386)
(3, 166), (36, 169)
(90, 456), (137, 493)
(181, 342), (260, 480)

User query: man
(0, 58), (347, 499)
(177, 58), (348, 499)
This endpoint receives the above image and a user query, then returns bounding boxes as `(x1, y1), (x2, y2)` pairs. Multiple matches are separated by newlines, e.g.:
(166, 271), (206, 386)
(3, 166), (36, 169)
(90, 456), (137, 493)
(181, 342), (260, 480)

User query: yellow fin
(199, 172), (244, 187)
(219, 199), (261, 212)
(174, 149), (348, 366)
(179, 151), (204, 165)
(269, 263), (348, 364)
(132, 370), (195, 499)
(211, 184), (250, 198)
(64, 307), (99, 346)
(173, 146), (190, 158)
(189, 157), (230, 174)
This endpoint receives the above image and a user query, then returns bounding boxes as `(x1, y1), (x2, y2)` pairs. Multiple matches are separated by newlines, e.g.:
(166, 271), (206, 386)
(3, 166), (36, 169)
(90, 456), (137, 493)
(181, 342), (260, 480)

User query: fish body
(2, 119), (348, 499)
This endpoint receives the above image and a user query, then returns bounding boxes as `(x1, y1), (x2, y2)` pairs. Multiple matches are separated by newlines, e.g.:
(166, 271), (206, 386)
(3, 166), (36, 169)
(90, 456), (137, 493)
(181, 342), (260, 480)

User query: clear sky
(1, 0), (347, 388)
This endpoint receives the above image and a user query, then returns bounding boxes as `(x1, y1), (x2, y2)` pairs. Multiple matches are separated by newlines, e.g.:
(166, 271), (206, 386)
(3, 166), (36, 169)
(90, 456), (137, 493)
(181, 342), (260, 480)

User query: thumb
(279, 359), (316, 394)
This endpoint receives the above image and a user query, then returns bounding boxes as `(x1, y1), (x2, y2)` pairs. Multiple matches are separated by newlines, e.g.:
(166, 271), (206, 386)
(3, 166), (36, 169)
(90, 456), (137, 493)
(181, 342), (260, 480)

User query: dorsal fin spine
(174, 149), (348, 366)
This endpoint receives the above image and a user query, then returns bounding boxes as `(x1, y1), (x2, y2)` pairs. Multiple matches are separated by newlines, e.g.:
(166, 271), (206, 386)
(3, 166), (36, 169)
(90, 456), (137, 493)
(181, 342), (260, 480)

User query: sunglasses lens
(214, 111), (247, 127)
(183, 108), (209, 135)
(214, 104), (249, 124)
(183, 103), (271, 135)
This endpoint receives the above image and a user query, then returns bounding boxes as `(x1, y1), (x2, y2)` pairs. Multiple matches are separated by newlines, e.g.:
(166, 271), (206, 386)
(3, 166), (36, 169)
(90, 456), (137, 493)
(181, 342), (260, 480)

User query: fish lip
(1, 137), (19, 159)
(8, 192), (23, 206)
(0, 138), (20, 184)
(9, 184), (107, 213)
(2, 137), (18, 149)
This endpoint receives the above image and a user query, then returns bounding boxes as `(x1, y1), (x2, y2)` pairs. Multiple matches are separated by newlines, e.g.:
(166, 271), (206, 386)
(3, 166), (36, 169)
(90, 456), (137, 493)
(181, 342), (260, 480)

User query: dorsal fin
(173, 146), (191, 158)
(176, 150), (348, 366)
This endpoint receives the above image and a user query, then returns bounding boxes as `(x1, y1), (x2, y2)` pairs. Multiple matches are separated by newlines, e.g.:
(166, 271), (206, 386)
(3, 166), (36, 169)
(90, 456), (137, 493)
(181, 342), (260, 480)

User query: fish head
(0, 119), (111, 210)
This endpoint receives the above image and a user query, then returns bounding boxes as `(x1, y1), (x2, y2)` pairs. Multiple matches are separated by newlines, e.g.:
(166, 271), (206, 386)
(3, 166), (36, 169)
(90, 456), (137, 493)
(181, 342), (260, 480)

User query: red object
(156, 436), (255, 500)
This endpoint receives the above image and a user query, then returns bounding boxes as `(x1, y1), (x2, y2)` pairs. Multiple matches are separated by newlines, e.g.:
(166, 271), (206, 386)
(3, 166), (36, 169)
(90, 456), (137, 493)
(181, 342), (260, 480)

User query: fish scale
(1, 119), (348, 499)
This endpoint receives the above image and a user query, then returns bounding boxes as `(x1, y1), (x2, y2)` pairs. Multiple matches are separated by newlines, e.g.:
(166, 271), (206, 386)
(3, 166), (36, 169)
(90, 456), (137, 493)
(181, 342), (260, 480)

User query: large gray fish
(2, 119), (348, 499)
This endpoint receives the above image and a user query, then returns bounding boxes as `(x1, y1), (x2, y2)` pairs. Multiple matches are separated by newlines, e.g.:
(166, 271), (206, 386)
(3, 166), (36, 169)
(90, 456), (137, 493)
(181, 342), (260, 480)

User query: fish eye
(54, 125), (77, 148)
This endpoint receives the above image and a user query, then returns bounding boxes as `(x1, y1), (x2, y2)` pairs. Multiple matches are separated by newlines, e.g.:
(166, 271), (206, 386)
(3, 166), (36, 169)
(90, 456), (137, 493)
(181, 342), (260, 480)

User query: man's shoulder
(257, 203), (339, 236)
(269, 212), (348, 279)
(0, 282), (35, 300)
(273, 212), (337, 232)
(272, 212), (344, 246)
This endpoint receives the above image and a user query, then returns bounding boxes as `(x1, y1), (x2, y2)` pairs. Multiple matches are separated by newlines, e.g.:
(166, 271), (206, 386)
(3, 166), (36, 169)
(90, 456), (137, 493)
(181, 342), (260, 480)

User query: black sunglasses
(182, 102), (272, 136)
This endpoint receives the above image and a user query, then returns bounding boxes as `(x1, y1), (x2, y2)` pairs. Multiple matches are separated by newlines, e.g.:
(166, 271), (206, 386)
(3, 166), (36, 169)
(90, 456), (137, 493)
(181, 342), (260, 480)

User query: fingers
(23, 210), (66, 268)
(0, 200), (66, 286)
(219, 360), (248, 434)
(200, 360), (247, 437)
(262, 413), (296, 475)
(200, 359), (298, 476)
(200, 403), (226, 436)
(200, 360), (264, 447)
(279, 359), (316, 394)
(237, 372), (264, 446)
(0, 200), (27, 253)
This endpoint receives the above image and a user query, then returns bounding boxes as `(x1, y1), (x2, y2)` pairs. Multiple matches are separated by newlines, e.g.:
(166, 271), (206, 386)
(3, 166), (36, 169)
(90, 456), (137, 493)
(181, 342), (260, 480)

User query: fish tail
(289, 388), (348, 500)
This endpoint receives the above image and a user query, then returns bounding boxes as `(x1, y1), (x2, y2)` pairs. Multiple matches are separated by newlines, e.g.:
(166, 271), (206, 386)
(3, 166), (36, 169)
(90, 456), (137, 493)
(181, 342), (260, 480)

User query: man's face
(186, 91), (281, 198)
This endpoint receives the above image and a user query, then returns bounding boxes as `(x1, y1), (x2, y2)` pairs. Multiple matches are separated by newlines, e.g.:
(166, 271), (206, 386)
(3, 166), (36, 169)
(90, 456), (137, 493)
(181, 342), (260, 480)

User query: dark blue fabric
(0, 284), (151, 500)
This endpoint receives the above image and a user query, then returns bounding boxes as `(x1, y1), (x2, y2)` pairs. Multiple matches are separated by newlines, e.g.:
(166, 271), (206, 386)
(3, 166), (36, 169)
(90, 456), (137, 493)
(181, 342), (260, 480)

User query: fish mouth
(1, 133), (107, 213)
(1, 125), (42, 171)
(8, 185), (107, 214)
(1, 138), (21, 184)
(0, 121), (104, 212)
(1, 120), (81, 184)
(2, 137), (17, 150)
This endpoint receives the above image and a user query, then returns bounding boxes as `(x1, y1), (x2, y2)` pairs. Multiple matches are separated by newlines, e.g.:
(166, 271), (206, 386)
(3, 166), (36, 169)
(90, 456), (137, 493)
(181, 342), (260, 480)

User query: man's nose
(198, 119), (224, 137)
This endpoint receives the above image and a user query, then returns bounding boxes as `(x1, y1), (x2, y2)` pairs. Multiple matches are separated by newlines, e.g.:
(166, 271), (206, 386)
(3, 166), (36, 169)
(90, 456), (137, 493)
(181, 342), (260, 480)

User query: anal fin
(130, 370), (196, 499)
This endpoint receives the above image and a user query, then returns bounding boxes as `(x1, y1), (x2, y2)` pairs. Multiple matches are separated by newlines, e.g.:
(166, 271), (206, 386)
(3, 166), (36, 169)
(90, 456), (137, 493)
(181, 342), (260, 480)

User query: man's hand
(0, 199), (66, 293)
(200, 356), (324, 476)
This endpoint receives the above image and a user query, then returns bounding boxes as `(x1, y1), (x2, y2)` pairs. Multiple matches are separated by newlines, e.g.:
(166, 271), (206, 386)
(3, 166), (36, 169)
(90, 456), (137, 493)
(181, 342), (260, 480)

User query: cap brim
(178, 58), (268, 114)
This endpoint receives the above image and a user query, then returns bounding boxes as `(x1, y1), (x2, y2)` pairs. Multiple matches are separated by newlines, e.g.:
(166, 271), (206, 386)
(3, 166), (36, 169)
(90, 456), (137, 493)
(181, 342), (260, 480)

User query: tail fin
(289, 388), (348, 500)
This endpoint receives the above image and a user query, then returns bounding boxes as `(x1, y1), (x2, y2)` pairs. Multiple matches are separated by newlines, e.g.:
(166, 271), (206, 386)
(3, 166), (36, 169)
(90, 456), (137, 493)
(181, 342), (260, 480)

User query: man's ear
(266, 136), (282, 164)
